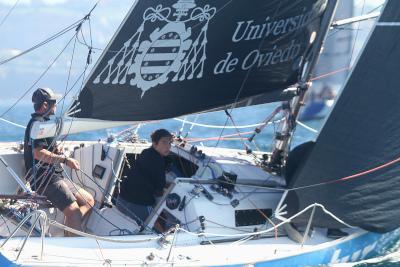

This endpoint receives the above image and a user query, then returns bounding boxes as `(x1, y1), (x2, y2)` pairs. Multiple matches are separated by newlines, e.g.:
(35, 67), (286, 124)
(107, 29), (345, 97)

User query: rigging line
(327, 26), (356, 39)
(366, 4), (384, 15)
(78, 20), (91, 49)
(349, 0), (366, 68)
(0, 18), (84, 66)
(49, 220), (161, 243)
(0, 117), (25, 129)
(173, 117), (285, 129)
(178, 116), (188, 136)
(295, 120), (318, 133)
(25, 97), (76, 189)
(94, 239), (107, 264)
(75, 166), (153, 232)
(29, 118), (67, 191)
(64, 56), (91, 117)
(197, 1), (285, 161)
(197, 117), (230, 177)
(0, 1), (98, 67)
(224, 110), (250, 151)
(0, 0), (20, 28)
(229, 1), (284, 113)
(195, 156), (400, 193)
(59, 19), (94, 118)
(8, 115), (65, 188)
(88, 14), (93, 49)
(288, 155), (400, 192)
(184, 130), (252, 142)
(59, 64), (90, 111)
(59, 35), (78, 116)
(246, 196), (278, 239)
(198, 2), (287, 158)
(183, 114), (199, 138)
(0, 33), (77, 119)
(66, 169), (124, 232)
(311, 67), (350, 81)
(66, 9), (95, 105)
(180, 203), (352, 238)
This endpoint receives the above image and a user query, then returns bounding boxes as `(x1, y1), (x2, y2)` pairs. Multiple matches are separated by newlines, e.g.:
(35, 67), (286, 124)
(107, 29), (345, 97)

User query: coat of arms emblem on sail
(93, 0), (216, 97)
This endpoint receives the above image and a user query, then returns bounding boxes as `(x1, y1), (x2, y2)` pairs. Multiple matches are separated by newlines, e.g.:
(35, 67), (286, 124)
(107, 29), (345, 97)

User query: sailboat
(299, 0), (353, 122)
(0, 0), (399, 266)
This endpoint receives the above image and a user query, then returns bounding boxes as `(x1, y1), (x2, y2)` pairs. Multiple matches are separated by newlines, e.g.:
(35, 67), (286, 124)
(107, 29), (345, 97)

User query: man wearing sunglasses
(24, 87), (94, 236)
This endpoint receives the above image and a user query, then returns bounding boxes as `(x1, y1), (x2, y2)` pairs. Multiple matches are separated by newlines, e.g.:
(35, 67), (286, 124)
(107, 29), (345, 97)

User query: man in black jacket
(117, 129), (172, 226)
(24, 87), (94, 235)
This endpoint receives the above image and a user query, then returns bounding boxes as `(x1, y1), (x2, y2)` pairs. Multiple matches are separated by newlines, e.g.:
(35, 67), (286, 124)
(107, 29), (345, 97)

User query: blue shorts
(116, 196), (152, 226)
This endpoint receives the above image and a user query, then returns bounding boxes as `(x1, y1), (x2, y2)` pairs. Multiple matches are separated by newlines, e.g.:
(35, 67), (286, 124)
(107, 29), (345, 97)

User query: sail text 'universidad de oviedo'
(214, 8), (314, 75)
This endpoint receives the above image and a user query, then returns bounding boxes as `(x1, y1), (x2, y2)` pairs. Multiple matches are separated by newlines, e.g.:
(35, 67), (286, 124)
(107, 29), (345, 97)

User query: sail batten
(284, 0), (400, 233)
(69, 0), (332, 122)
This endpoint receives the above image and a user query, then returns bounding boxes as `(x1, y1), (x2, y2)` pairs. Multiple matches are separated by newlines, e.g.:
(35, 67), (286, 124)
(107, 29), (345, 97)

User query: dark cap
(32, 87), (61, 104)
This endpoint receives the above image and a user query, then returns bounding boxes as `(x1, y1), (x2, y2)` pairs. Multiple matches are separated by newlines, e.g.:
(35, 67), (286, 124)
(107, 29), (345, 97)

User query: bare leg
(63, 201), (83, 237)
(74, 188), (95, 230)
(75, 188), (94, 218)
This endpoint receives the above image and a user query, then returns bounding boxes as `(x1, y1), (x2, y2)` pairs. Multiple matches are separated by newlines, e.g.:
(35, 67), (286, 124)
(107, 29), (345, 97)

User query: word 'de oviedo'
(214, 9), (314, 75)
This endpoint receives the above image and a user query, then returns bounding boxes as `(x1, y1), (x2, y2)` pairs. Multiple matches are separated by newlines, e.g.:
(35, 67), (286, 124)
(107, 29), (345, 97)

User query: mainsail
(68, 0), (332, 121)
(284, 0), (400, 233)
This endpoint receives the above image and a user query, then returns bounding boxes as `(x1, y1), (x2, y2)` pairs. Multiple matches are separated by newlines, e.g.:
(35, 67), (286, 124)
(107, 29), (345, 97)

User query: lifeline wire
(0, 0), (20, 28)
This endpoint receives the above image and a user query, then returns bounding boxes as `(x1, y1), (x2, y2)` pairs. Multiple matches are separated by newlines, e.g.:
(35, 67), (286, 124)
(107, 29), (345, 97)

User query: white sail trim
(376, 22), (400, 26)
(30, 118), (137, 139)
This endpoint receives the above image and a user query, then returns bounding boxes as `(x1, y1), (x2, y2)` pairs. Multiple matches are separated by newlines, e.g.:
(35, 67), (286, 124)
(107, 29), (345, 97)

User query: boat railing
(0, 200), (355, 263)
(0, 209), (47, 261)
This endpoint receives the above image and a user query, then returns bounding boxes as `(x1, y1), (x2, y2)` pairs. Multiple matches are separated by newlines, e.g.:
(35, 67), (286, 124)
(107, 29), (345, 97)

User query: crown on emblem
(93, 0), (216, 97)
(173, 0), (196, 20)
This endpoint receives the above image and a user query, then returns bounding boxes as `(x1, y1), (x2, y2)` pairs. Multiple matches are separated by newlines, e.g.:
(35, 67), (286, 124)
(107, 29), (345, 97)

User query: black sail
(284, 0), (400, 233)
(70, 0), (330, 121)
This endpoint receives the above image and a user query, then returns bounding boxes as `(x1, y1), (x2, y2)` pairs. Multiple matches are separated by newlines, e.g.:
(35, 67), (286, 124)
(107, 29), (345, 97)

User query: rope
(0, 0), (20, 28)
(181, 151), (400, 193)
(178, 203), (353, 238)
(58, 33), (78, 116)
(174, 118), (318, 135)
(0, 1), (98, 67)
(224, 110), (251, 151)
(173, 118), (265, 129)
(183, 121), (317, 143)
(310, 67), (349, 81)
(12, 202), (348, 246)
(0, 117), (26, 129)
(0, 33), (77, 119)
(296, 120), (318, 133)
(0, 2), (99, 121)
(349, 0), (366, 68)
(0, 18), (84, 67)
(49, 220), (160, 243)
(287, 155), (400, 191)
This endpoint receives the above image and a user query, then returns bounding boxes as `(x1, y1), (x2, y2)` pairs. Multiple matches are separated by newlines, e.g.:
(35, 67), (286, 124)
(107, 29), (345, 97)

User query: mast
(267, 0), (339, 175)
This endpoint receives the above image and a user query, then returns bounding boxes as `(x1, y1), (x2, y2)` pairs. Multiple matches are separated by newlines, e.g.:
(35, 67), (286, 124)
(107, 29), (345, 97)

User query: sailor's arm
(33, 147), (80, 170)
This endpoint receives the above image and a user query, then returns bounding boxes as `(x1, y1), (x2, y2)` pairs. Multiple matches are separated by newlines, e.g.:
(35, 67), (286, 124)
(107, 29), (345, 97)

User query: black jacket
(119, 146), (166, 205)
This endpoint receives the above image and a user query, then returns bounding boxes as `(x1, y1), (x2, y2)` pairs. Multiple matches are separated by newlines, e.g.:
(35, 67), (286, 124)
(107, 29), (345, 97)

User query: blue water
(0, 102), (398, 266)
(0, 102), (321, 149)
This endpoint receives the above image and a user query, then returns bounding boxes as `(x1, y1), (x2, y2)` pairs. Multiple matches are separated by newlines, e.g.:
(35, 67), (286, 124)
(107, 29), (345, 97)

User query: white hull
(0, 141), (396, 266)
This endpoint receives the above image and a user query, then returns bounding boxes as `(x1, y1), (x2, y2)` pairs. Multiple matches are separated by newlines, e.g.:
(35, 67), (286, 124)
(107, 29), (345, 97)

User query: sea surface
(0, 102), (399, 266)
